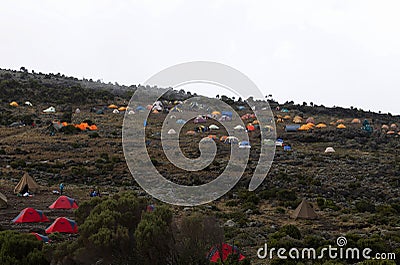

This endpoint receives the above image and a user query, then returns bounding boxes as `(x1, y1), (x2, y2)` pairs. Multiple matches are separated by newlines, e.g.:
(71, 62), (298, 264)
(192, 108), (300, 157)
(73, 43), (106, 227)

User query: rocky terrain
(0, 68), (399, 264)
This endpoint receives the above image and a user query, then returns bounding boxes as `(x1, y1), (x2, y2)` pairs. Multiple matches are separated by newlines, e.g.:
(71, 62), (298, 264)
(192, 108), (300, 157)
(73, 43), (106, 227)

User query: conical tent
(291, 199), (318, 220)
(0, 192), (7, 209)
(46, 217), (78, 234)
(12, 207), (49, 223)
(14, 172), (40, 194)
(49, 196), (79, 209)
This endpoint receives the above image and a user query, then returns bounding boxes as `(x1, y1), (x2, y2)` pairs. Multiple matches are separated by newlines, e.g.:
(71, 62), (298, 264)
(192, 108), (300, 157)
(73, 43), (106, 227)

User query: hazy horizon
(1, 1), (400, 114)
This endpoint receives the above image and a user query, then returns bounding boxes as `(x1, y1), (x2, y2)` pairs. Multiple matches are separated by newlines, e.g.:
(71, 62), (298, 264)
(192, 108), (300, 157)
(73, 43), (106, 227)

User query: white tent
(167, 129), (177, 135)
(325, 147), (336, 153)
(209, 124), (220, 130)
(24, 101), (33, 107)
(234, 125), (245, 131)
(113, 109), (120, 114)
(43, 106), (56, 113)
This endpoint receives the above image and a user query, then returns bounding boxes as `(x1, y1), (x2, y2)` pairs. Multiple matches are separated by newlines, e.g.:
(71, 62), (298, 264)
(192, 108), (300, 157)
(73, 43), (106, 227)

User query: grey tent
(285, 124), (301, 132)
(0, 192), (7, 209)
(291, 199), (318, 220)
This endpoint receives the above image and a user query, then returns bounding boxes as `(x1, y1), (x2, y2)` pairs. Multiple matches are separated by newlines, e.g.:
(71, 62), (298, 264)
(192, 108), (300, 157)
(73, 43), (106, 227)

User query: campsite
(0, 68), (399, 264)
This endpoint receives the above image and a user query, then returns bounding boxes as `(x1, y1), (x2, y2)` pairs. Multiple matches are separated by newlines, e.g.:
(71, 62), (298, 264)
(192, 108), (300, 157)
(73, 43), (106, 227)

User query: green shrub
(355, 200), (376, 213)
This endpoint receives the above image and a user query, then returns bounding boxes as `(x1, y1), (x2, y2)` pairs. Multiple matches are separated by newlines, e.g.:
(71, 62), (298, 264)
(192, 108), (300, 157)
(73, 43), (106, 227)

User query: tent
(293, 116), (303, 124)
(298, 124), (311, 131)
(207, 243), (246, 263)
(239, 141), (251, 149)
(246, 124), (255, 131)
(167, 129), (177, 135)
(237, 106), (245, 110)
(315, 123), (327, 129)
(224, 136), (239, 144)
(390, 123), (398, 129)
(336, 119), (345, 124)
(351, 118), (361, 124)
(49, 196), (79, 209)
(118, 106), (127, 112)
(186, 130), (196, 135)
(221, 111), (233, 118)
(14, 172), (40, 194)
(284, 145), (292, 151)
(219, 115), (232, 122)
(306, 117), (315, 124)
(285, 124), (301, 132)
(211, 111), (221, 116)
(325, 147), (336, 153)
(0, 192), (7, 209)
(31, 232), (50, 243)
(12, 207), (49, 223)
(108, 104), (118, 109)
(136, 106), (145, 111)
(112, 109), (120, 114)
(234, 125), (245, 131)
(387, 130), (396, 135)
(283, 115), (291, 120)
(25, 101), (33, 107)
(43, 106), (56, 113)
(291, 199), (318, 220)
(176, 119), (186, 124)
(9, 101), (19, 107)
(195, 125), (207, 133)
(337, 124), (346, 129)
(381, 125), (389, 130)
(209, 124), (220, 130)
(46, 217), (78, 234)
(194, 116), (207, 124)
(207, 135), (218, 140)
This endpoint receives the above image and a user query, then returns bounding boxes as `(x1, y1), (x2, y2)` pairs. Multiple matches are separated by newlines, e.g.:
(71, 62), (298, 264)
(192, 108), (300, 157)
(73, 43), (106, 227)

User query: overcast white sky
(1, 0), (400, 114)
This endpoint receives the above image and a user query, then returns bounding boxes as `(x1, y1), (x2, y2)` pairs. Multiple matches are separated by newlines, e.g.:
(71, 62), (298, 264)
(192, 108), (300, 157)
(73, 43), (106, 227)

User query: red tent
(12, 207), (49, 223)
(49, 195), (79, 209)
(45, 217), (78, 234)
(31, 232), (50, 243)
(207, 243), (246, 263)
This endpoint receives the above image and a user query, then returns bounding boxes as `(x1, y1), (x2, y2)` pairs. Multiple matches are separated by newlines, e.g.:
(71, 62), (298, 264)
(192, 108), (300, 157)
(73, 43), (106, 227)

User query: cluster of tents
(52, 121), (98, 131)
(9, 173), (79, 242)
(9, 101), (33, 107)
(381, 123), (400, 135)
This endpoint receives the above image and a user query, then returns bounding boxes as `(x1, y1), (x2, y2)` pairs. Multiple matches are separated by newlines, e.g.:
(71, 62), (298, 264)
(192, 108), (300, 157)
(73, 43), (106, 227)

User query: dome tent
(49, 196), (79, 209)
(12, 208), (49, 223)
(46, 217), (78, 234)
(325, 147), (336, 153)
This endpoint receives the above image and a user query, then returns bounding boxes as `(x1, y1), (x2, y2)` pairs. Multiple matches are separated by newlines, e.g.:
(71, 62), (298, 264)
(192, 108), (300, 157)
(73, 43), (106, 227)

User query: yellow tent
(316, 123), (327, 128)
(108, 104), (118, 109)
(10, 101), (19, 107)
(211, 111), (221, 116)
(298, 124), (311, 131)
(337, 124), (346, 129)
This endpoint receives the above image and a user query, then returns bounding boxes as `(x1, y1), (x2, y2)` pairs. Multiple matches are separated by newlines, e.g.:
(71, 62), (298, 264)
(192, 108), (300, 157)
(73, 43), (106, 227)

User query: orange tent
(315, 123), (327, 128)
(118, 107), (127, 111)
(186, 130), (196, 135)
(207, 135), (217, 140)
(298, 124), (311, 131)
(108, 104), (118, 109)
(220, 136), (228, 142)
(89, 125), (98, 131)
(351, 119), (361, 124)
(337, 124), (346, 129)
(62, 122), (68, 127)
(10, 101), (19, 107)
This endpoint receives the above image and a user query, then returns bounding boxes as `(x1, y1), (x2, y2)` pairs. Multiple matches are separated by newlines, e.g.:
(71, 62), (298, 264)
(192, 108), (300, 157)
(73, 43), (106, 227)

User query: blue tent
(237, 106), (245, 110)
(176, 119), (186, 124)
(284, 145), (292, 151)
(136, 106), (145, 111)
(276, 138), (284, 143)
(222, 111), (233, 118)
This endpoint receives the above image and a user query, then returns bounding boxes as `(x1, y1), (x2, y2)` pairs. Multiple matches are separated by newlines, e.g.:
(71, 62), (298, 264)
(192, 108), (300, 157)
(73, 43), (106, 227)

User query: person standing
(59, 183), (64, 195)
